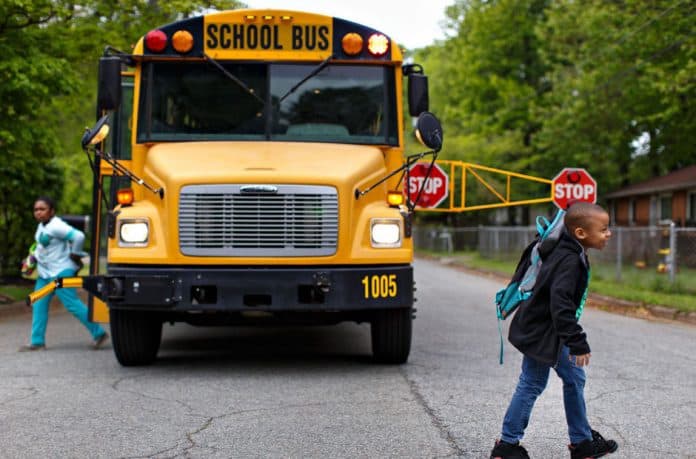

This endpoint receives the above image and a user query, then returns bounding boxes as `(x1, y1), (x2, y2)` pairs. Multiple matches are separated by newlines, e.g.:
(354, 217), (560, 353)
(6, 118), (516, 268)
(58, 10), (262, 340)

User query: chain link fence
(414, 225), (696, 285)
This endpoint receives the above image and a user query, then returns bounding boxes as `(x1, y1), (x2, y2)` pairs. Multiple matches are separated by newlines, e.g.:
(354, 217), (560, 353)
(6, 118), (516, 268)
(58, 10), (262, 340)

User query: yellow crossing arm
(413, 160), (553, 212)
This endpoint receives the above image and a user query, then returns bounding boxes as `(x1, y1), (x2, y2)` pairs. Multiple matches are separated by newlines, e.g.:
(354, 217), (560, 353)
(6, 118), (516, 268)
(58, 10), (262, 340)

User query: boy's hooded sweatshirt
(508, 229), (591, 365)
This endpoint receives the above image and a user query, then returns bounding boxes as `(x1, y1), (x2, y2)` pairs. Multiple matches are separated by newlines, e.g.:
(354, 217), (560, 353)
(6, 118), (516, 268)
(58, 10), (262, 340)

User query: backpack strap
(536, 215), (550, 237)
(498, 315), (504, 364)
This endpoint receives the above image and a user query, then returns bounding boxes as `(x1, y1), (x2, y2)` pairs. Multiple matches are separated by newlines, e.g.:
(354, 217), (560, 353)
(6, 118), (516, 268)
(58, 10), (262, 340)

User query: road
(1, 258), (694, 458)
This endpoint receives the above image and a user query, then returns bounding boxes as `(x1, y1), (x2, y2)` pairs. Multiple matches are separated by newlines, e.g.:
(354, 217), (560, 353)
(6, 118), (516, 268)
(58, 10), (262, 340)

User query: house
(605, 165), (696, 227)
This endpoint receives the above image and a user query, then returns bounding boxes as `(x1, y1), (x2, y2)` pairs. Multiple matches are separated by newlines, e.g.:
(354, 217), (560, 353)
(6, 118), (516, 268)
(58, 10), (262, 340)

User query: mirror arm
(407, 151), (440, 213)
(354, 149), (436, 200)
(94, 148), (164, 199)
(102, 46), (135, 67)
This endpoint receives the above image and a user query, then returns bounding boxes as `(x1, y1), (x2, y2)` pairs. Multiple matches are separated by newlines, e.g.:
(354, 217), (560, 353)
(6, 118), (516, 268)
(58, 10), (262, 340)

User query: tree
(415, 0), (551, 223)
(0, 1), (77, 277)
(535, 0), (696, 190)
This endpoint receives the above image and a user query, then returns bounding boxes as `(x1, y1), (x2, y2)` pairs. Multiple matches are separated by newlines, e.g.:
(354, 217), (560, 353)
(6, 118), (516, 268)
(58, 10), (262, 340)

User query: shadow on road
(152, 323), (377, 369)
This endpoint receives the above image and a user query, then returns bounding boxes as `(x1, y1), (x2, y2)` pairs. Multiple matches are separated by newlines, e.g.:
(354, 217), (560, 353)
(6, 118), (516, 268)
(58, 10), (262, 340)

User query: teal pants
(30, 269), (105, 346)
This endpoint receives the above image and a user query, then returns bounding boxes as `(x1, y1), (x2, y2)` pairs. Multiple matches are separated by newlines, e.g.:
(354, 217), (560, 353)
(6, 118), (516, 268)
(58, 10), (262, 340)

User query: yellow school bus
(80, 9), (442, 366)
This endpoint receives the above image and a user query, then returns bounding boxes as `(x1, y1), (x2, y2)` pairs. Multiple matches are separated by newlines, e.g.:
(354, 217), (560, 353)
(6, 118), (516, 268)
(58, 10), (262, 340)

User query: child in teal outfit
(19, 196), (109, 351)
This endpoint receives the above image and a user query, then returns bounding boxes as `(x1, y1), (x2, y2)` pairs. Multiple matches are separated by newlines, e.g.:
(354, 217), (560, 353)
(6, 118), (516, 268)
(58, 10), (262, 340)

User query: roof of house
(605, 165), (696, 198)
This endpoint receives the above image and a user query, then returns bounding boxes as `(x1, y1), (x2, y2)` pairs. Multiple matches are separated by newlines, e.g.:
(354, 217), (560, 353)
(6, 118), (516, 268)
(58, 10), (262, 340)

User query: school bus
(74, 9), (442, 366)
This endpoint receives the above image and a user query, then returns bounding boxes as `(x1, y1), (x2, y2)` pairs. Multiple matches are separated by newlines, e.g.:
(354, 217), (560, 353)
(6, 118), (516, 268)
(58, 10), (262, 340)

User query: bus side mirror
(404, 64), (429, 117)
(81, 114), (111, 150)
(97, 56), (122, 112)
(414, 111), (442, 151)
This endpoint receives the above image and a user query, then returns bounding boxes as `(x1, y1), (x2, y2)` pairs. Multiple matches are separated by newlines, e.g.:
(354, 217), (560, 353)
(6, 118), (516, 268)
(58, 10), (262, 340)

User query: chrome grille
(179, 185), (338, 256)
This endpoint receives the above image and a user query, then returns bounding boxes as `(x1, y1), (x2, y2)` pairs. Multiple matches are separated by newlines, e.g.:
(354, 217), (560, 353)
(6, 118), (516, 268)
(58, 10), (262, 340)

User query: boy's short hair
(565, 202), (607, 234)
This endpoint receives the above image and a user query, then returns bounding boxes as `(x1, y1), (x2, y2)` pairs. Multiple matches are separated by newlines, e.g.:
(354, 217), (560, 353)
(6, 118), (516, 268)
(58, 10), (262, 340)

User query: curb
(422, 254), (695, 327)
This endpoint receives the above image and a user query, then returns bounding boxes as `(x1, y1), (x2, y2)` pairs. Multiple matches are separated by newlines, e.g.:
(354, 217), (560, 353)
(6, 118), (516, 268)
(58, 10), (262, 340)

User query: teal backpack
(495, 209), (566, 364)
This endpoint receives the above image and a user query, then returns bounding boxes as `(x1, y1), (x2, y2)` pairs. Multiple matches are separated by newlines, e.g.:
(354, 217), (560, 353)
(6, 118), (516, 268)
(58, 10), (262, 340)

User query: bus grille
(179, 185), (338, 256)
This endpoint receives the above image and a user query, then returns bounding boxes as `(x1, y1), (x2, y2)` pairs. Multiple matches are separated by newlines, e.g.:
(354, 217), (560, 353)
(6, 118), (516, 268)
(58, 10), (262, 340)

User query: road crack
(0, 386), (39, 406)
(400, 367), (465, 457)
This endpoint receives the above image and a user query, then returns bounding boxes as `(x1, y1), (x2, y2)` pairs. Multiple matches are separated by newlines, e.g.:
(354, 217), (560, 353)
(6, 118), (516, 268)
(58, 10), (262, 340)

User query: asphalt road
(1, 258), (694, 458)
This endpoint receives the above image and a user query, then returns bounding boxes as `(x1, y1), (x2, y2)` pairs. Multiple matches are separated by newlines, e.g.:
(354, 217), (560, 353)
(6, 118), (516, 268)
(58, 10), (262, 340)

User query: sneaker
(93, 332), (109, 350)
(491, 439), (530, 459)
(18, 344), (46, 352)
(569, 429), (618, 459)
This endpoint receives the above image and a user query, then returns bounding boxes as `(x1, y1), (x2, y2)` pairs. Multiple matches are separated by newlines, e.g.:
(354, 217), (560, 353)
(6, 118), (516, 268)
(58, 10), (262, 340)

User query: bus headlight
(118, 220), (149, 247)
(371, 219), (401, 248)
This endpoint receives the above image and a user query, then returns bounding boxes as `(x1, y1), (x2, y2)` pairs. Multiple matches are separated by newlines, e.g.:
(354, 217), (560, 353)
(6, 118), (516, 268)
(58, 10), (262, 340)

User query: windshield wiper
(277, 54), (334, 105)
(203, 53), (265, 106)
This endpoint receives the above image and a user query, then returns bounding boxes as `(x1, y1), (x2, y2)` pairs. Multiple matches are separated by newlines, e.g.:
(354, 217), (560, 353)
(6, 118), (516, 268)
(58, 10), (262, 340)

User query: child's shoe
(490, 439), (530, 458)
(568, 429), (618, 459)
(18, 344), (46, 352)
(93, 332), (109, 350)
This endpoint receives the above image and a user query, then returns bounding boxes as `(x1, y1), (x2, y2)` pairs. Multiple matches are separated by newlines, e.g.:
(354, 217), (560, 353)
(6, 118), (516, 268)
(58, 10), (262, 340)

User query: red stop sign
(407, 162), (449, 208)
(552, 168), (597, 209)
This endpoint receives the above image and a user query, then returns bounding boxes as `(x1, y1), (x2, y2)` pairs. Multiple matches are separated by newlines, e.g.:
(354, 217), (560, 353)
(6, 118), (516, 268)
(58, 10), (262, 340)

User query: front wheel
(371, 308), (412, 364)
(110, 309), (163, 366)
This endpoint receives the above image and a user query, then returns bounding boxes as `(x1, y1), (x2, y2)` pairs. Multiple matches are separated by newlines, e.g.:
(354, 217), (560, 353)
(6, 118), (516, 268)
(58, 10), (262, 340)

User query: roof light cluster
(342, 32), (389, 57)
(145, 28), (194, 54)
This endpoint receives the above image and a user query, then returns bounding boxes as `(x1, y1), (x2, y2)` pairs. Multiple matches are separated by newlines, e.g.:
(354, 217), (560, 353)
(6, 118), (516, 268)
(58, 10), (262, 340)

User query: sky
(243, 0), (453, 49)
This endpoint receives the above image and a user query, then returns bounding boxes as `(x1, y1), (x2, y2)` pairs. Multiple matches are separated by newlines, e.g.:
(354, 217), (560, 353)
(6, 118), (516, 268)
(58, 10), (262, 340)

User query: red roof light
(145, 29), (167, 53)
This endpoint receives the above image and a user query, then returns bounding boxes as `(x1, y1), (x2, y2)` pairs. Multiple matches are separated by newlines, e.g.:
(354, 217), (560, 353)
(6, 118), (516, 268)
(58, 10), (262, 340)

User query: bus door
(88, 72), (134, 323)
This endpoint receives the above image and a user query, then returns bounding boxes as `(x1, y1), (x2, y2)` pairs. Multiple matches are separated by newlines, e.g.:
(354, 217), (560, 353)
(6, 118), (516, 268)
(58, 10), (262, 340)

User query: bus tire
(110, 309), (162, 366)
(371, 308), (412, 364)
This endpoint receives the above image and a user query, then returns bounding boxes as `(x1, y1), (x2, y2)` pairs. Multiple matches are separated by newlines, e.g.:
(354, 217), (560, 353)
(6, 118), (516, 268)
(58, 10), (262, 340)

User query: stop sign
(552, 168), (597, 209)
(407, 162), (449, 208)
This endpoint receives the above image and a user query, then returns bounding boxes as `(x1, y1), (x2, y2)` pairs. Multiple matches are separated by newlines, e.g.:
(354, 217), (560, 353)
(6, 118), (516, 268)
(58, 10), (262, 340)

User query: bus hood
(145, 141), (387, 189)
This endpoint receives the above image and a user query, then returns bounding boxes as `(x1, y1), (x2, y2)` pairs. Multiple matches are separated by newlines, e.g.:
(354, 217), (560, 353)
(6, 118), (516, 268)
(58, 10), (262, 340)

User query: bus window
(271, 64), (397, 145)
(136, 61), (397, 145)
(137, 61), (267, 142)
(115, 75), (133, 160)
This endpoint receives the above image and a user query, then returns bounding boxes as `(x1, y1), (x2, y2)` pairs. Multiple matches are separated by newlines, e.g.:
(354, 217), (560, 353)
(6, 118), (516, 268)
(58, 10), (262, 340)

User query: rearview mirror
(97, 56), (122, 112)
(414, 112), (443, 151)
(81, 115), (111, 150)
(404, 64), (429, 117)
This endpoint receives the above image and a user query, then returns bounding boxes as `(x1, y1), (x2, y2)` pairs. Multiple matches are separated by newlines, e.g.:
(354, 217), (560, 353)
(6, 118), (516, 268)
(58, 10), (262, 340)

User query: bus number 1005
(361, 274), (397, 299)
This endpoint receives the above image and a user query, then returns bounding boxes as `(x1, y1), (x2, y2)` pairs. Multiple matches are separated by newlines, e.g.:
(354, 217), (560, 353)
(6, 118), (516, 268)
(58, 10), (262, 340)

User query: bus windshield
(137, 61), (398, 145)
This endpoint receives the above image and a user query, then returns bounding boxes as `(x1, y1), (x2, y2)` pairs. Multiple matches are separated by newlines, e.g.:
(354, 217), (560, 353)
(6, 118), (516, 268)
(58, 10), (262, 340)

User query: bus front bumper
(82, 265), (413, 312)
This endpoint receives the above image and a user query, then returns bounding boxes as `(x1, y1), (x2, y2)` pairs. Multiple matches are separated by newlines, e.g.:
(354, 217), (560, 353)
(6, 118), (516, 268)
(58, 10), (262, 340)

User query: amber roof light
(342, 33), (364, 56)
(172, 30), (194, 53)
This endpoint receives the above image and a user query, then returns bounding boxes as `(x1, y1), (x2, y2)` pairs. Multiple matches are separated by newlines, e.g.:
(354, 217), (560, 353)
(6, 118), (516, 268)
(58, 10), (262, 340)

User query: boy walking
(491, 202), (618, 459)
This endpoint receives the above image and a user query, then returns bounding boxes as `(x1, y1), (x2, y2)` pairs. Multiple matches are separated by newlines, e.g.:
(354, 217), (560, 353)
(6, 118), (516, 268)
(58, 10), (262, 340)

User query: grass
(0, 265), (88, 304)
(0, 283), (33, 303)
(423, 250), (696, 313)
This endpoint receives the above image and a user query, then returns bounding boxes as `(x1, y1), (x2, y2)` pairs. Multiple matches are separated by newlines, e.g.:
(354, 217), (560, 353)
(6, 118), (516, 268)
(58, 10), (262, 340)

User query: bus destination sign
(204, 13), (333, 59)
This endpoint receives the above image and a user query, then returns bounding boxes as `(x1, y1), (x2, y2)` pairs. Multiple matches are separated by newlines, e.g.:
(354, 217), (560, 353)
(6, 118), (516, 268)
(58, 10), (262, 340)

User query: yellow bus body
(87, 9), (427, 365)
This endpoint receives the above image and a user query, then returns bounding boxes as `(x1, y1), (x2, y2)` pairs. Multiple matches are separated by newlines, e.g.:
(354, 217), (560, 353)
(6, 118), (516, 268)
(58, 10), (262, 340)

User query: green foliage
(535, 0), (696, 190)
(419, 0), (549, 170)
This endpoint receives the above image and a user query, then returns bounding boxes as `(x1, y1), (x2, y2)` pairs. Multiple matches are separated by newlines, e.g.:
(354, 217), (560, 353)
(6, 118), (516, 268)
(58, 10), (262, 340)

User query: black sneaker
(491, 439), (530, 459)
(18, 344), (46, 352)
(93, 332), (109, 350)
(569, 430), (618, 459)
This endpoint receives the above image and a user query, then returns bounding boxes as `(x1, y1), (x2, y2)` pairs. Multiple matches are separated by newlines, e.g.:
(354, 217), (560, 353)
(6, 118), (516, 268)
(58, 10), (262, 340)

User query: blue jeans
(30, 269), (106, 346)
(501, 346), (592, 445)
